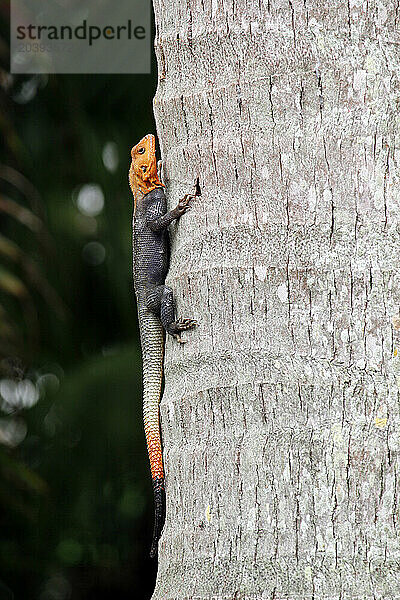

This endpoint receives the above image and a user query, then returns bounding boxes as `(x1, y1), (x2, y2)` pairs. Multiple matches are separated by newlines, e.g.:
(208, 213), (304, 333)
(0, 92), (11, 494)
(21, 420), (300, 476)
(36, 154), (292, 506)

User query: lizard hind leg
(160, 286), (197, 343)
(145, 285), (163, 315)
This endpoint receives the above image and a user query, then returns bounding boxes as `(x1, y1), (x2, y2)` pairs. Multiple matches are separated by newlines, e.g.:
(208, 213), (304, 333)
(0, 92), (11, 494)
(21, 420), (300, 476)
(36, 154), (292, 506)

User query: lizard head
(129, 134), (164, 211)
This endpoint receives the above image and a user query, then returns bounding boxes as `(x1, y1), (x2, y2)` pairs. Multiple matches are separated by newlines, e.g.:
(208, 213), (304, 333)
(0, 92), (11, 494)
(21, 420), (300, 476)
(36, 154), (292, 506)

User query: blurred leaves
(0, 2), (158, 593)
(0, 163), (65, 361)
(24, 344), (155, 598)
(0, 449), (47, 501)
(0, 16), (157, 600)
(0, 234), (65, 318)
(0, 193), (45, 233)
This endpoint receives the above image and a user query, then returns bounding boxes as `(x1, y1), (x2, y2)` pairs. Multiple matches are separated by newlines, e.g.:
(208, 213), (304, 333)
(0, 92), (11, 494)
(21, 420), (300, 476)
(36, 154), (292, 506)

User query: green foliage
(0, 20), (158, 598)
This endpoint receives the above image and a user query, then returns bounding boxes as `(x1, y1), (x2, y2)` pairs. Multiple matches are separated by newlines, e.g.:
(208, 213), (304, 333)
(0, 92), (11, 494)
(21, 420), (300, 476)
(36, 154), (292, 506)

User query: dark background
(0, 4), (158, 598)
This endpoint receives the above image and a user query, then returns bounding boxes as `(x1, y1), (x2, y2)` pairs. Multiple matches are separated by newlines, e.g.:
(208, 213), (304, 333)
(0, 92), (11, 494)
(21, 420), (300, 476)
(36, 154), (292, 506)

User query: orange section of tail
(145, 426), (164, 481)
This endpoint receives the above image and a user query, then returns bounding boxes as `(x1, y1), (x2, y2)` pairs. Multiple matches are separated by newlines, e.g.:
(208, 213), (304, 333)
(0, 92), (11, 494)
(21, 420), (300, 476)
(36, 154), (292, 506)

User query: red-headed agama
(129, 134), (197, 557)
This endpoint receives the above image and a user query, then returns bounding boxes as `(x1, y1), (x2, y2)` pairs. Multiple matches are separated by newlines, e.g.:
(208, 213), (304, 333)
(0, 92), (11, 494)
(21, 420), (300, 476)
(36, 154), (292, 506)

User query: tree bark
(151, 1), (400, 598)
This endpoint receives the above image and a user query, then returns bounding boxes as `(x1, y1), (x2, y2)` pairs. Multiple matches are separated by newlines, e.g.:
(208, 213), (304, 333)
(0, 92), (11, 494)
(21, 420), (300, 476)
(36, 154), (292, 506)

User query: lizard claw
(180, 193), (195, 205)
(175, 194), (196, 216)
(174, 318), (198, 331)
(169, 318), (198, 342)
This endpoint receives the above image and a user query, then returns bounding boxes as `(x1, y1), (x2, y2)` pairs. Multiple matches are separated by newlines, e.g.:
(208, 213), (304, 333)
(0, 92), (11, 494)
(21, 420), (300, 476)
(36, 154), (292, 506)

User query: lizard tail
(150, 478), (166, 558)
(138, 304), (166, 558)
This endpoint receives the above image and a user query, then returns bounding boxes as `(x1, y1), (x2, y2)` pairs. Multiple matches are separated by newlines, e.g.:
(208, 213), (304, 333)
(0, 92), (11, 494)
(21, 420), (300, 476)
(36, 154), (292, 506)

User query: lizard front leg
(147, 193), (195, 232)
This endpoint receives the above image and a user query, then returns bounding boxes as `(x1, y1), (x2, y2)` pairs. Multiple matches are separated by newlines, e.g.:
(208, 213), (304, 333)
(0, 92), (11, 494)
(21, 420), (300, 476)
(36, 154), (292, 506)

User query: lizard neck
(129, 163), (164, 216)
(132, 185), (164, 216)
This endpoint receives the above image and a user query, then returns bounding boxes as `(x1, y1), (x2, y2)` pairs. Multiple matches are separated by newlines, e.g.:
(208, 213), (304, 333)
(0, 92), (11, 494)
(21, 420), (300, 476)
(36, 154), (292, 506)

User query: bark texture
(151, 1), (400, 598)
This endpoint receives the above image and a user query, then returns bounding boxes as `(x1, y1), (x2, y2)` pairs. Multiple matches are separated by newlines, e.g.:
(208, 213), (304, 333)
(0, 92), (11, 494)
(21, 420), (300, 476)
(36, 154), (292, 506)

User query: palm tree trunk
(151, 1), (400, 597)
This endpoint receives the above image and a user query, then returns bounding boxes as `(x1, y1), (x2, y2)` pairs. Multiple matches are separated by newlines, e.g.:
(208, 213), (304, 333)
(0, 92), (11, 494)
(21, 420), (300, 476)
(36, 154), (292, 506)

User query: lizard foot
(174, 194), (196, 217)
(174, 318), (198, 331)
(169, 318), (198, 343)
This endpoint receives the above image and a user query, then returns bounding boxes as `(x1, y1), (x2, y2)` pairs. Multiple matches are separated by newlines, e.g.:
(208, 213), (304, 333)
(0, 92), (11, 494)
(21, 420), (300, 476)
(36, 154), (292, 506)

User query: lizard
(129, 133), (197, 558)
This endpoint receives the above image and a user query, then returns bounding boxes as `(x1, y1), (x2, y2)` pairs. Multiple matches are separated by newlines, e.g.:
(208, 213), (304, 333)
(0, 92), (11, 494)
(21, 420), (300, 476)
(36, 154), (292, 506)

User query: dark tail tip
(150, 477), (165, 558)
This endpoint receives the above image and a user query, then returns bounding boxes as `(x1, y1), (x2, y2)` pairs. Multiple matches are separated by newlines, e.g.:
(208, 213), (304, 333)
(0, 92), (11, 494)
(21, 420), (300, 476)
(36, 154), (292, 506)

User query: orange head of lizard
(129, 134), (164, 211)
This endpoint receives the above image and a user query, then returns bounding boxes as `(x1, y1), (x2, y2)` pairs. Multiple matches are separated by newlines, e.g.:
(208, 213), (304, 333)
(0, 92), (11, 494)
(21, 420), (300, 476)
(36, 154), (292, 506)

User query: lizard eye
(138, 147), (145, 154)
(141, 166), (147, 172)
